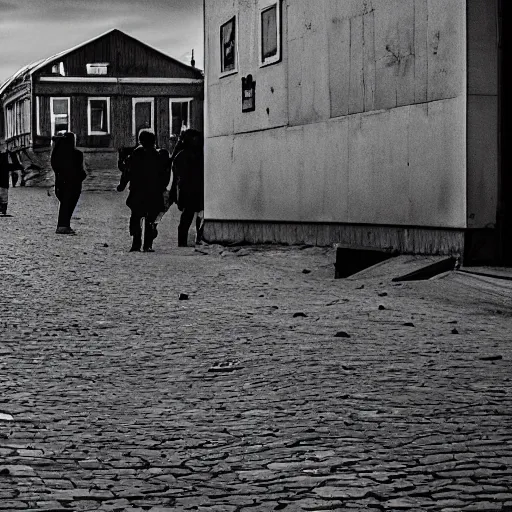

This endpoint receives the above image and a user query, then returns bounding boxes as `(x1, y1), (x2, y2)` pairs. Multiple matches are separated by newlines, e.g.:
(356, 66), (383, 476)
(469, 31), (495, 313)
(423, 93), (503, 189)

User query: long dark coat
(125, 146), (170, 213)
(51, 146), (86, 198)
(0, 152), (10, 189)
(171, 148), (204, 212)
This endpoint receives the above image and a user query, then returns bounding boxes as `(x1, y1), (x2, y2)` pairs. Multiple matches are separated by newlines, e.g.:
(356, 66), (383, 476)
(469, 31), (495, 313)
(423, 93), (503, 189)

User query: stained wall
(205, 0), (468, 229)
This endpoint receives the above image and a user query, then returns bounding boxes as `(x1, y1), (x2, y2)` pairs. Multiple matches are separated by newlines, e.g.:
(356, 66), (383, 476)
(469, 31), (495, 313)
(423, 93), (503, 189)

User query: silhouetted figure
(0, 152), (10, 215)
(169, 129), (204, 247)
(50, 132), (86, 234)
(118, 131), (170, 252)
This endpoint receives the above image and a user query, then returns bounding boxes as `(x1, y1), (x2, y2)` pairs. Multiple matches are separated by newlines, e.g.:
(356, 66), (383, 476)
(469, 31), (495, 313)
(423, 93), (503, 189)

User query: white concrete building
(203, 0), (509, 264)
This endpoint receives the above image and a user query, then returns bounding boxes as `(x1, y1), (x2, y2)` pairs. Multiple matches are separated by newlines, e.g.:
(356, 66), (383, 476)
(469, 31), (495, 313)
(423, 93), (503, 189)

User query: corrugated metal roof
(0, 28), (202, 97)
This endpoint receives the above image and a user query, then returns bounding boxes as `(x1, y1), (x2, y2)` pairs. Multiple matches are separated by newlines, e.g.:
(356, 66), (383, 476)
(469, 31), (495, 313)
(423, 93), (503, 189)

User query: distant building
(0, 29), (204, 189)
(203, 0), (509, 264)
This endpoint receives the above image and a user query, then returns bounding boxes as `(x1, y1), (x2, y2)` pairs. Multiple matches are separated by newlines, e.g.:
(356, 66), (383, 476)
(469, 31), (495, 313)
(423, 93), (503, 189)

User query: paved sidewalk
(1, 188), (511, 512)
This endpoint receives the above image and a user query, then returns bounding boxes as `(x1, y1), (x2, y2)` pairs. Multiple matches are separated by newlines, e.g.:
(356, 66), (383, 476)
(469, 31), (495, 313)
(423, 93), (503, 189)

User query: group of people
(48, 128), (204, 251)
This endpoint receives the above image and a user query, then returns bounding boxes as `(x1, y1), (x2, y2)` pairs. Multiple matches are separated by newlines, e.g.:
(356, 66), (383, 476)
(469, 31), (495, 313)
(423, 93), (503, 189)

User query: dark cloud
(0, 0), (18, 11)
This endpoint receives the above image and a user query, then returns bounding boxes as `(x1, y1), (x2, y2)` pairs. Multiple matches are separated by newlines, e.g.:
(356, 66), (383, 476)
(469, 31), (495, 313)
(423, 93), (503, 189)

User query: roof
(0, 28), (202, 97)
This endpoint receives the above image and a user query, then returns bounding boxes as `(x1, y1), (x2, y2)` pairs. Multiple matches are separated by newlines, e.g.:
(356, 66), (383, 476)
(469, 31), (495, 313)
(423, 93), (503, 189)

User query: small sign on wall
(242, 75), (256, 112)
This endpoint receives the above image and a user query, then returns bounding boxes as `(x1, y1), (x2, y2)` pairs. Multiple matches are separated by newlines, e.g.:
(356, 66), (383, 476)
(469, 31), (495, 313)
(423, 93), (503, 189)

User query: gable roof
(0, 28), (202, 96)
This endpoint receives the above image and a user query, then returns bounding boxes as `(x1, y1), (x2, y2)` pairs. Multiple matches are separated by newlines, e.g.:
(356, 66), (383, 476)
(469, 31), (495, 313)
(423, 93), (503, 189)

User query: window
(51, 62), (65, 76)
(132, 98), (154, 137)
(36, 96), (40, 136)
(260, 2), (281, 66)
(86, 63), (109, 75)
(50, 97), (70, 135)
(169, 98), (192, 137)
(220, 16), (237, 76)
(5, 99), (31, 139)
(88, 97), (110, 135)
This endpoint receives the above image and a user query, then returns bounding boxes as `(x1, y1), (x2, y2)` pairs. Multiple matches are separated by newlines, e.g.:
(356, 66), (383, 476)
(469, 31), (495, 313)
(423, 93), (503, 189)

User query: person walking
(0, 152), (10, 216)
(118, 130), (169, 252)
(169, 129), (204, 247)
(50, 132), (86, 234)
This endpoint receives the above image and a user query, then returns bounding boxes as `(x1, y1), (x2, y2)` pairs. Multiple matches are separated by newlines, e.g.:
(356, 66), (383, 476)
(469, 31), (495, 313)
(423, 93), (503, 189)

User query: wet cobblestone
(0, 188), (511, 511)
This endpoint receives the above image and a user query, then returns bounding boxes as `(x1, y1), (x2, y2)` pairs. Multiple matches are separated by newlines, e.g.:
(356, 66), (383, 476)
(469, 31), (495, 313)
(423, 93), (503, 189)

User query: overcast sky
(0, 0), (203, 84)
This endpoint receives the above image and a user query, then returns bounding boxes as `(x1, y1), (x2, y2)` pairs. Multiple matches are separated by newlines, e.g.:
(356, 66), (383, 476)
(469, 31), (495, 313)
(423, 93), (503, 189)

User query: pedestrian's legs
(0, 187), (8, 215)
(143, 211), (158, 252)
(57, 194), (70, 228)
(66, 186), (81, 226)
(178, 208), (195, 247)
(129, 210), (143, 251)
(57, 186), (81, 230)
(195, 210), (204, 244)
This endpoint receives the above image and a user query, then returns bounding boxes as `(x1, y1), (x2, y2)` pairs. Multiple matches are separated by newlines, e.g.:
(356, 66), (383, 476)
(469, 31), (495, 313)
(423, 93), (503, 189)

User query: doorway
(132, 98), (155, 143)
(498, 0), (512, 264)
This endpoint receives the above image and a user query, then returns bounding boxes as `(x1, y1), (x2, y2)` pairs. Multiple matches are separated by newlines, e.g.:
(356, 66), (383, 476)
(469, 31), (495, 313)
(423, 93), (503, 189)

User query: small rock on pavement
(334, 331), (351, 338)
(378, 305), (386, 310)
(179, 293), (189, 300)
(479, 354), (503, 361)
(302, 269), (311, 274)
(403, 322), (415, 327)
(293, 312), (307, 318)
(378, 292), (388, 297)
(451, 328), (459, 334)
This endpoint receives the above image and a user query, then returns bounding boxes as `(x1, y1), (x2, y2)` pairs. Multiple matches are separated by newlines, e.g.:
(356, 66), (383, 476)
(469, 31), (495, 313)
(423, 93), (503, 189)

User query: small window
(88, 97), (110, 135)
(50, 97), (70, 135)
(220, 16), (237, 76)
(51, 62), (65, 76)
(260, 3), (281, 66)
(86, 63), (109, 75)
(169, 98), (192, 137)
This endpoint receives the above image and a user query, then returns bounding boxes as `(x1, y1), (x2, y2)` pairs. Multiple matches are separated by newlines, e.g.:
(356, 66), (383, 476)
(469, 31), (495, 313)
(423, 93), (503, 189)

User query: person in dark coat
(50, 132), (86, 234)
(169, 129), (204, 247)
(118, 130), (170, 252)
(0, 152), (10, 215)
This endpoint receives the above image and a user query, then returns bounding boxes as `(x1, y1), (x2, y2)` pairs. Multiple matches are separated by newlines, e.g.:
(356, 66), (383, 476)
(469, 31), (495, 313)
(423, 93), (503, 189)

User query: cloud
(0, 0), (18, 11)
(0, 0), (203, 82)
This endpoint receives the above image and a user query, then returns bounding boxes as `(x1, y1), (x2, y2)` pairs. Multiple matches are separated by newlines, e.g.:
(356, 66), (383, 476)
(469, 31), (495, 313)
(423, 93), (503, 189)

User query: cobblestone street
(1, 188), (512, 512)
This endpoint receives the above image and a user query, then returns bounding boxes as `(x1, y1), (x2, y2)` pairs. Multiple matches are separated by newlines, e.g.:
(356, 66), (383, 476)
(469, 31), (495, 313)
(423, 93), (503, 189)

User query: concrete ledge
(203, 220), (465, 256)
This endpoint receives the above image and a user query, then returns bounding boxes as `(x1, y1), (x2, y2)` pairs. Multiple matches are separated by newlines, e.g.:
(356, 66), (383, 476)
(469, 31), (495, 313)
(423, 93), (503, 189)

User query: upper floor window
(50, 97), (70, 135)
(220, 16), (237, 76)
(88, 97), (110, 135)
(51, 62), (65, 76)
(86, 63), (109, 75)
(260, 2), (281, 67)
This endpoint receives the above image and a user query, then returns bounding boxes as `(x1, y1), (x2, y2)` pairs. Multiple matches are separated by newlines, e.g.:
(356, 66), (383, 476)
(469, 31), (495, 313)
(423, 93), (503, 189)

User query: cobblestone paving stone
(1, 188), (512, 512)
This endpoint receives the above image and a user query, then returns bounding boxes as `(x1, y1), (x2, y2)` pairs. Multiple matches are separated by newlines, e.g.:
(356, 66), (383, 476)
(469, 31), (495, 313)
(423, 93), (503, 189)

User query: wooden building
(0, 29), (204, 189)
(203, 0), (510, 265)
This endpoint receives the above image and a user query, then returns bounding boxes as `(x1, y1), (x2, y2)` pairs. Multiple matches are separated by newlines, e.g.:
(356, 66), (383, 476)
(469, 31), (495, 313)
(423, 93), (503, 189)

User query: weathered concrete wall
(204, 0), (468, 230)
(205, 0), (290, 137)
(466, 0), (499, 229)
